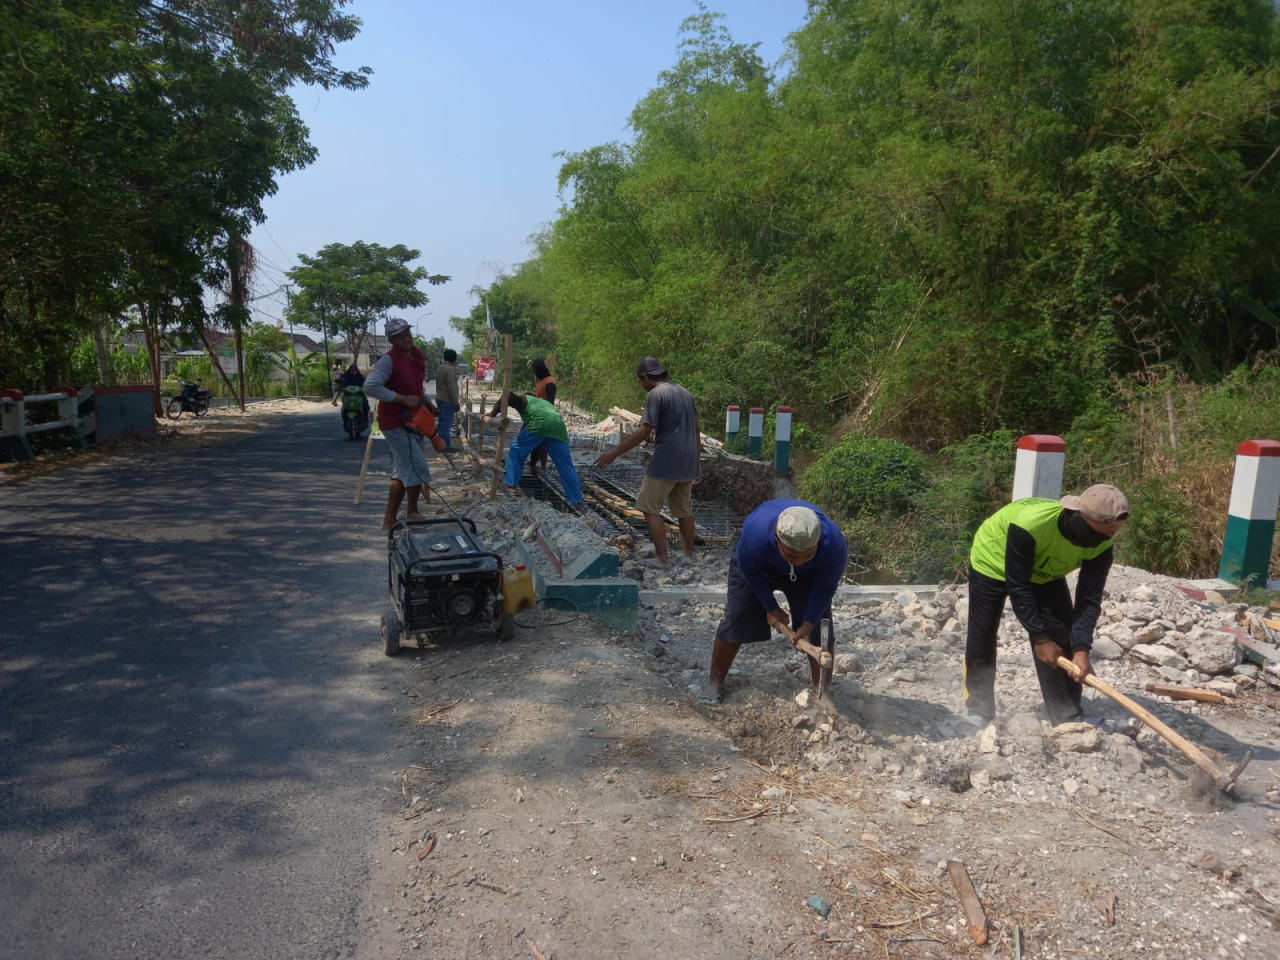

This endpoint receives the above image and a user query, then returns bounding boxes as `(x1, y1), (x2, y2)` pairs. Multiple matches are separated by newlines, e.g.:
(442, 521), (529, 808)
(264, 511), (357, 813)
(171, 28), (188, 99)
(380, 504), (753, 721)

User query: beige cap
(775, 506), (822, 550)
(1060, 484), (1130, 524)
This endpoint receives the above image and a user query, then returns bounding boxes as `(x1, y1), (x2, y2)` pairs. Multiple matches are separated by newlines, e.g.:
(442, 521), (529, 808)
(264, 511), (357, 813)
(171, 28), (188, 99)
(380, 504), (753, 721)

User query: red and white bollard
(1012, 434), (1065, 501)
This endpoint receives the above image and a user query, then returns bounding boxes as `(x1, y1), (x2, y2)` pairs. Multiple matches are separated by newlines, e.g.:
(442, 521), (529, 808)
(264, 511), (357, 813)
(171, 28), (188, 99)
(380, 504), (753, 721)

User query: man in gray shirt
(434, 348), (460, 451)
(594, 356), (701, 569)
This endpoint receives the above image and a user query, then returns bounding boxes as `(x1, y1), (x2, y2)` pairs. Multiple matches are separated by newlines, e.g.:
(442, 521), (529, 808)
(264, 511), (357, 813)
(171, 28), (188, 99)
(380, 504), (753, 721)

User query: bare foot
(406, 512), (424, 522)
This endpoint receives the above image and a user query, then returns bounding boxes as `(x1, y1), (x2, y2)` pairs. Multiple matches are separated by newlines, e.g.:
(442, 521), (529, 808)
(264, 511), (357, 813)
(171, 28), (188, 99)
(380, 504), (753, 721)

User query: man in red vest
(364, 318), (437, 530)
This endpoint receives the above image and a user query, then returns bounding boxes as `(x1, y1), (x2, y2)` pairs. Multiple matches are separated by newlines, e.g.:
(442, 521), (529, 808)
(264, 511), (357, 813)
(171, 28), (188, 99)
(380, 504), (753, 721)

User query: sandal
(697, 690), (723, 705)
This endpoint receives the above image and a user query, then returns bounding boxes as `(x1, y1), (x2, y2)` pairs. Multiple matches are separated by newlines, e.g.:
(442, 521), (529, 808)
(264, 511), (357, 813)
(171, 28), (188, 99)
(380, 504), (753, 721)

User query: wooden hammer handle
(779, 622), (832, 668)
(1056, 656), (1226, 782)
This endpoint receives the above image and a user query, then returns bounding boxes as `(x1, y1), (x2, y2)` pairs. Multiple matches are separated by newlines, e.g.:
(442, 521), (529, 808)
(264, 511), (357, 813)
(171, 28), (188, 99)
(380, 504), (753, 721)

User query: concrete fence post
(1012, 434), (1065, 501)
(725, 404), (740, 443)
(748, 407), (764, 456)
(774, 405), (792, 472)
(0, 389), (31, 461)
(1218, 440), (1280, 587)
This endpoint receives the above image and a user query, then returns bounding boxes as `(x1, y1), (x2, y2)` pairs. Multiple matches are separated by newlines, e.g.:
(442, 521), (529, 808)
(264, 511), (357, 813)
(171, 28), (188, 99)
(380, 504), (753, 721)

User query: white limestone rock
(1187, 632), (1239, 675)
(1129, 643), (1188, 670)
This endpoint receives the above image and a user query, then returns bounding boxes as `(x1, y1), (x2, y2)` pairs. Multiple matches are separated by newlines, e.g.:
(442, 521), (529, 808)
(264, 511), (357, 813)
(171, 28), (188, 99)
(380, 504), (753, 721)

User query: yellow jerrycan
(502, 562), (536, 614)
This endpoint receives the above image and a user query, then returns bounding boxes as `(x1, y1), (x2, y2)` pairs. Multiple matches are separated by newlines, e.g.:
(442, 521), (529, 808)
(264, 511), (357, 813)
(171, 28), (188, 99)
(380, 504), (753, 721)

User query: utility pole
(285, 284), (300, 398)
(320, 301), (333, 395)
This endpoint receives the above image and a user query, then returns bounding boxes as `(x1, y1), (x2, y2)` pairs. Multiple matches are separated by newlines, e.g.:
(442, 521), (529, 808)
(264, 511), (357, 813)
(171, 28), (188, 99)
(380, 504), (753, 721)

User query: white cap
(775, 506), (821, 550)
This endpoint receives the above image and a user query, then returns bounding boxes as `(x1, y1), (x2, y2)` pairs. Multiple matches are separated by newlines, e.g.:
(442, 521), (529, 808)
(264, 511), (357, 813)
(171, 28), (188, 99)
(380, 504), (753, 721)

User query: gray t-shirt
(641, 381), (699, 482)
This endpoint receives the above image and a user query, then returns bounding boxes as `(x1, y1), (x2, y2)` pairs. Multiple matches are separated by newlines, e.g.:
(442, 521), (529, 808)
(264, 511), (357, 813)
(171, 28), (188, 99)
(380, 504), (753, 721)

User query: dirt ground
(360, 432), (1280, 960)
(13, 403), (1280, 959)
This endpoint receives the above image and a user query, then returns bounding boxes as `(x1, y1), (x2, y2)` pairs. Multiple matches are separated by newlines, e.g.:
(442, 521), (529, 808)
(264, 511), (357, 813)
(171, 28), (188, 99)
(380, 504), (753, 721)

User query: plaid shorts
(383, 427), (431, 487)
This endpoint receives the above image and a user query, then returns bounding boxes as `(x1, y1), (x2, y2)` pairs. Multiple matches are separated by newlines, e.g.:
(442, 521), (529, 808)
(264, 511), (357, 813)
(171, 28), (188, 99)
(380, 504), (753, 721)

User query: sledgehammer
(1056, 656), (1252, 793)
(777, 622), (832, 669)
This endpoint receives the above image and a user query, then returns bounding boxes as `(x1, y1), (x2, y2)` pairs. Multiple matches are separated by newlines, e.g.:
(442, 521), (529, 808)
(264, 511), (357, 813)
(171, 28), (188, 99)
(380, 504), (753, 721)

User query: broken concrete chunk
(1110, 738), (1144, 775)
(1133, 623), (1166, 644)
(978, 726), (999, 755)
(1005, 712), (1043, 737)
(1051, 723), (1102, 753)
(1091, 635), (1125, 660)
(971, 756), (1014, 781)
(1129, 643), (1188, 670)
(1187, 632), (1240, 675)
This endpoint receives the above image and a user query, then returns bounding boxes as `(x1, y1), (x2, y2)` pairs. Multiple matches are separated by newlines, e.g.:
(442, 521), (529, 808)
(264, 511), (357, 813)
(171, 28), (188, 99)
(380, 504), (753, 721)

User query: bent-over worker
(959, 484), (1129, 732)
(701, 500), (848, 705)
(484, 391), (584, 508)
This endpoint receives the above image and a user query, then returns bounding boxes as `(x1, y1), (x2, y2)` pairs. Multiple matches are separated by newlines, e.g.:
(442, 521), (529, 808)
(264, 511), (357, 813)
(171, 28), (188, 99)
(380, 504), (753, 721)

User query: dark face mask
(1060, 509), (1110, 548)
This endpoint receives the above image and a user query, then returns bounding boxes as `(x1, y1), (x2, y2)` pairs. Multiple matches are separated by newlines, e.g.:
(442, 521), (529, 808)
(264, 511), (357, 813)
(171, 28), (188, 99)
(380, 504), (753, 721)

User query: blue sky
(246, 0), (810, 345)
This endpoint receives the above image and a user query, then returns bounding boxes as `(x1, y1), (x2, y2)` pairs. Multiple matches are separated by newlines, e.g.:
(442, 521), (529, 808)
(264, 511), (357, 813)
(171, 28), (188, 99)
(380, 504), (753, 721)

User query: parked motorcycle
(339, 385), (369, 440)
(166, 380), (211, 419)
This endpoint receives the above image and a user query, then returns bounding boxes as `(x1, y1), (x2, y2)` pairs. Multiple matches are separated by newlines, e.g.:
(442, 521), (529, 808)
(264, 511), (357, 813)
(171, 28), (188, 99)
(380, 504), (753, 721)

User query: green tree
(287, 242), (449, 361)
(0, 0), (368, 395)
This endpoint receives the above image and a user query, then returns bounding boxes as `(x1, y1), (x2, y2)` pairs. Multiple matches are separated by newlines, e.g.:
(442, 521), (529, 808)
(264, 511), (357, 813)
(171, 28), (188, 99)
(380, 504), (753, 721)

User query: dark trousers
(964, 569), (1084, 725)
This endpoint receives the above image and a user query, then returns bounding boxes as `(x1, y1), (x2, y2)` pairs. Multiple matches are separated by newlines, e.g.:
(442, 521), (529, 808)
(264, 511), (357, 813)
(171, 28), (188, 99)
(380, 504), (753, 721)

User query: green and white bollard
(1218, 440), (1280, 586)
(774, 405), (792, 472)
(748, 407), (764, 456)
(725, 404), (740, 443)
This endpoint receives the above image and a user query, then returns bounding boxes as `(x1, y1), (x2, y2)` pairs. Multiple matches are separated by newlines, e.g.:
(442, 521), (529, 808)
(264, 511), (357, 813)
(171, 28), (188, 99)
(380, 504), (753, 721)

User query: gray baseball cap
(385, 317), (411, 338)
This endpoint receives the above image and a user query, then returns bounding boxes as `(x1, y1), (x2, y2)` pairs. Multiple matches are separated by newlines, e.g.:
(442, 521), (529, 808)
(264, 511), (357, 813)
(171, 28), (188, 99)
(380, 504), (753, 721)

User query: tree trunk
(227, 236), (249, 411)
(91, 312), (112, 385)
(141, 303), (164, 418)
(201, 331), (239, 403)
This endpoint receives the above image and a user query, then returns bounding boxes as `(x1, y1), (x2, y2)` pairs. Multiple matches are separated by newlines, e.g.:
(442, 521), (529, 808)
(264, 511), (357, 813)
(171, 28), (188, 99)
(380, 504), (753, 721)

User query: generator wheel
(495, 611), (514, 643)
(381, 605), (401, 656)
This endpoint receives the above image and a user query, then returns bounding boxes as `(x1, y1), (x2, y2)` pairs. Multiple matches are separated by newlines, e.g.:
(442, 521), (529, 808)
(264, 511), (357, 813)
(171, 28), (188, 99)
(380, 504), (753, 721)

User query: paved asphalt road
(0, 404), (422, 960)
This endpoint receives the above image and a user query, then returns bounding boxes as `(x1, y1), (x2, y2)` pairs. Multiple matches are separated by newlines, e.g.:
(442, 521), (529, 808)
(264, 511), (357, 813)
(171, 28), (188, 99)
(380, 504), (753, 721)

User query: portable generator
(380, 517), (513, 656)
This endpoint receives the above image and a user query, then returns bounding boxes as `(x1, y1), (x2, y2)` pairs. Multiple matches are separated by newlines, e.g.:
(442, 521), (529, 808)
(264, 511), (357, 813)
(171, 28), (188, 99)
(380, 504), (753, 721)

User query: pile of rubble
(632, 564), (1278, 793)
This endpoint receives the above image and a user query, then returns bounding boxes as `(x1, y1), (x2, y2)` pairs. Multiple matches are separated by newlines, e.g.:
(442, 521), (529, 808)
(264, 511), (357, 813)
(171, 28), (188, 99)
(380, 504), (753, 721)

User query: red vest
(376, 346), (427, 431)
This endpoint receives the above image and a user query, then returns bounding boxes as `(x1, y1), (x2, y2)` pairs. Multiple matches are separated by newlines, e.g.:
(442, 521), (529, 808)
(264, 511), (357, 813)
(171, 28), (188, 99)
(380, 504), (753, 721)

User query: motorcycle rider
(331, 363), (368, 414)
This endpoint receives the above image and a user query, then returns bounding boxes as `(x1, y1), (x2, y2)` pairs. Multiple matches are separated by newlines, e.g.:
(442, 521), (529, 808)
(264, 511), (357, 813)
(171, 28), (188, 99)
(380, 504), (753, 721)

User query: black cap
(636, 356), (666, 377)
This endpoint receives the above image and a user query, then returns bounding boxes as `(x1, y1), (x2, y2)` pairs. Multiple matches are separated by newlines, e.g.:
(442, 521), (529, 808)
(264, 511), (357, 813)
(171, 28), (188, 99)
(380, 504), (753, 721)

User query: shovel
(1057, 656), (1252, 794)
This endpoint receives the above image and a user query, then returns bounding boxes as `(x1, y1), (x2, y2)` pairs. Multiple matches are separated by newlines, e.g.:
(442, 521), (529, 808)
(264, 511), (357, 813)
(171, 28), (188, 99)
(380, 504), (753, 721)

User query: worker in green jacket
(958, 484), (1130, 733)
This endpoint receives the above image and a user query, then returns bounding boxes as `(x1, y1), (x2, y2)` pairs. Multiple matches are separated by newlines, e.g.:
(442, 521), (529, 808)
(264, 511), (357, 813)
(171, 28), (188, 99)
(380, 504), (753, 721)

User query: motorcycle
(340, 384), (369, 440)
(166, 379), (211, 419)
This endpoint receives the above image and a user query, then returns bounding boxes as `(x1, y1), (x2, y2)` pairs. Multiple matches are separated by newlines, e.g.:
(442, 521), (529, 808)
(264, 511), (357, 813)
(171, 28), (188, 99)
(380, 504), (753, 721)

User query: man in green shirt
(485, 391), (584, 506)
(960, 484), (1129, 732)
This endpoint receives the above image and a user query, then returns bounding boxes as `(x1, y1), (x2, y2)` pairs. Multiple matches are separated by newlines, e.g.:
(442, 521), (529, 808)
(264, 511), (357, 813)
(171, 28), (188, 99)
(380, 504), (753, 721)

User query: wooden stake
(489, 333), (513, 497)
(354, 402), (378, 504)
(1142, 683), (1225, 704)
(947, 860), (988, 945)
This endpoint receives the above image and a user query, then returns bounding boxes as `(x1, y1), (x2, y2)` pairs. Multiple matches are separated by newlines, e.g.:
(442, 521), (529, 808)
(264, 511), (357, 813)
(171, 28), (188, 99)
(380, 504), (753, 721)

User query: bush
(799, 435), (927, 520)
(1117, 477), (1196, 575)
(302, 367), (331, 396)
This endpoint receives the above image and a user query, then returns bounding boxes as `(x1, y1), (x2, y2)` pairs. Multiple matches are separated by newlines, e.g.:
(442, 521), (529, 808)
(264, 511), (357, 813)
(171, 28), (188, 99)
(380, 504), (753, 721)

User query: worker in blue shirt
(700, 500), (848, 704)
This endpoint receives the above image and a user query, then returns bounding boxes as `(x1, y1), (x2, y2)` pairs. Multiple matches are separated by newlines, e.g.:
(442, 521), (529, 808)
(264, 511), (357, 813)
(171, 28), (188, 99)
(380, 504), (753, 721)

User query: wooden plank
(947, 860), (988, 945)
(489, 334), (514, 497)
(1143, 683), (1225, 704)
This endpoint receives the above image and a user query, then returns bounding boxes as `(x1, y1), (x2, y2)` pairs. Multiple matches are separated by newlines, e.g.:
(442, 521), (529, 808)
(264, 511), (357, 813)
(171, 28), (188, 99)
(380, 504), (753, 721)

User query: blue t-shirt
(735, 499), (848, 624)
